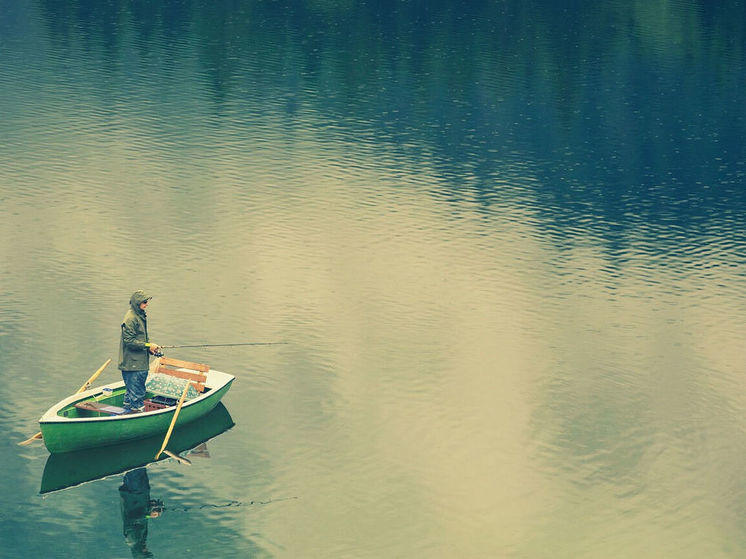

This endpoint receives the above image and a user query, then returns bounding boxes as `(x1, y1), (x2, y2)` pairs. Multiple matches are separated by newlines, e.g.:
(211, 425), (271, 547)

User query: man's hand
(148, 343), (161, 354)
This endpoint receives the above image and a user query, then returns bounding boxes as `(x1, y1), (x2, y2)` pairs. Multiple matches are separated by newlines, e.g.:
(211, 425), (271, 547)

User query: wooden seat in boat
(154, 357), (209, 393)
(74, 401), (127, 415)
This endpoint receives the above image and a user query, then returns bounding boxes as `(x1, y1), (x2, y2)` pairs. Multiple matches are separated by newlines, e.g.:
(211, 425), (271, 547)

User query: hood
(129, 290), (152, 315)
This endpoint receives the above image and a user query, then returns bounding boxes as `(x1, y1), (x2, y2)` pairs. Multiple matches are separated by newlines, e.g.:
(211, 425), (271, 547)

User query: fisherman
(119, 290), (160, 413)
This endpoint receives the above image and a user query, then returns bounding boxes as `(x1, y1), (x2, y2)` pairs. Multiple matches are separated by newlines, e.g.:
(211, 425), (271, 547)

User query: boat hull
(39, 370), (234, 454)
(40, 402), (234, 494)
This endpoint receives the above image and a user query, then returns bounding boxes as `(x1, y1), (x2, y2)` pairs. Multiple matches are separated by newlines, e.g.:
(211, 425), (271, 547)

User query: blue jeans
(122, 370), (148, 410)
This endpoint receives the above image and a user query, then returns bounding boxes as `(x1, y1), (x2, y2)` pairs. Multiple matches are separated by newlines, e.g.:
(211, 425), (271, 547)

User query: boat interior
(59, 386), (213, 419)
(58, 357), (213, 419)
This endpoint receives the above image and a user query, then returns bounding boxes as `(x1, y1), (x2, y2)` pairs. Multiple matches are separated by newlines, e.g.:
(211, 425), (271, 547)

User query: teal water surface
(2, 1), (746, 557)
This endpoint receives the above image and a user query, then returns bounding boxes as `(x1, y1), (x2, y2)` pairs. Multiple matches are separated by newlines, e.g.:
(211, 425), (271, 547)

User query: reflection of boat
(40, 403), (234, 494)
(39, 359), (235, 453)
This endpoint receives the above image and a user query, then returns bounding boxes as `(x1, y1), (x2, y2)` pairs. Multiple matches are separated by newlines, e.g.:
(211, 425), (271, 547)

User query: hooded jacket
(119, 290), (152, 371)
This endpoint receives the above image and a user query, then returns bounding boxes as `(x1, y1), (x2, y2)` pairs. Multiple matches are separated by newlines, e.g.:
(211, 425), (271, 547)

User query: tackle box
(144, 395), (178, 411)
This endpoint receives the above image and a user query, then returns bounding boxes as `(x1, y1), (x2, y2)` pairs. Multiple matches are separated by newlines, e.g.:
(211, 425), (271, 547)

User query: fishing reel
(146, 499), (165, 519)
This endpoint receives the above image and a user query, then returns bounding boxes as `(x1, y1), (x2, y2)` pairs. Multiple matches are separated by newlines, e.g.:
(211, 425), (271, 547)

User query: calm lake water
(2, 1), (746, 557)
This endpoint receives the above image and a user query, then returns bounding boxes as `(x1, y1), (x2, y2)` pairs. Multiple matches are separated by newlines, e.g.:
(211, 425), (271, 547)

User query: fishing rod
(152, 342), (287, 356)
(159, 342), (287, 349)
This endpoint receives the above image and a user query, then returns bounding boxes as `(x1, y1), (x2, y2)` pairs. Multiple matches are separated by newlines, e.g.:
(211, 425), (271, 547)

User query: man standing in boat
(119, 290), (160, 413)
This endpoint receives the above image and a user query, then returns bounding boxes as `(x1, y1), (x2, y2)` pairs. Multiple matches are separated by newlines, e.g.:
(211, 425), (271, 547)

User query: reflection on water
(40, 404), (236, 557)
(120, 468), (158, 559)
(3, 0), (746, 557)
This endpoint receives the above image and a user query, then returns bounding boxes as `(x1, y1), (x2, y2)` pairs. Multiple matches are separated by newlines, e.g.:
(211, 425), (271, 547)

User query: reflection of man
(119, 468), (158, 558)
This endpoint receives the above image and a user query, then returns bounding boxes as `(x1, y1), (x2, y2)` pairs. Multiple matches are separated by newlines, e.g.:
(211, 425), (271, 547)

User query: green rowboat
(39, 368), (235, 454)
(40, 402), (235, 494)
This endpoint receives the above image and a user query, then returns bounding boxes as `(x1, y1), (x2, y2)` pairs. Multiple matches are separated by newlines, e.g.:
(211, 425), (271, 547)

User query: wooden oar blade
(19, 358), (111, 447)
(163, 449), (192, 465)
(18, 432), (43, 446)
(155, 381), (192, 460)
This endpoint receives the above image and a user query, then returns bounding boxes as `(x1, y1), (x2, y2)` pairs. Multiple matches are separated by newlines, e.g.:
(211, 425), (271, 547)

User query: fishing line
(162, 496), (298, 513)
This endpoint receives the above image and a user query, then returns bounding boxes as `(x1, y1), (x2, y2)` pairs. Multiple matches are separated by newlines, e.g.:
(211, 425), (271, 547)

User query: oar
(155, 381), (191, 460)
(163, 449), (192, 465)
(18, 358), (112, 446)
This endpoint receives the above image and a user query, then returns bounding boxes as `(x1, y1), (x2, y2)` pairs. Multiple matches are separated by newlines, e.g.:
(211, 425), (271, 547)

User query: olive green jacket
(119, 290), (152, 371)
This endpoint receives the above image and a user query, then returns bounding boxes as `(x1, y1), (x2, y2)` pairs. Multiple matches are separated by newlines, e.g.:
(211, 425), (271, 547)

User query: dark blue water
(2, 1), (746, 557)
